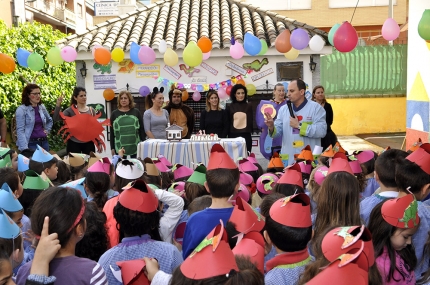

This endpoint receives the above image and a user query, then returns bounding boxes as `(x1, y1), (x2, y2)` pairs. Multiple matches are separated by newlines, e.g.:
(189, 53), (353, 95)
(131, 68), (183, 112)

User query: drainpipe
(388, 0), (394, 46)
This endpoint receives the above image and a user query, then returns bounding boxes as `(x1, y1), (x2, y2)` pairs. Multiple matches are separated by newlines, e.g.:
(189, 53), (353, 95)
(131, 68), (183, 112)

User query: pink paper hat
(238, 157), (258, 172)
(172, 164), (194, 180)
(17, 154), (30, 172)
(32, 145), (54, 163)
(382, 193), (420, 229)
(314, 166), (329, 186)
(328, 152), (354, 175)
(239, 171), (254, 186)
(247, 153), (258, 164)
(168, 181), (186, 197)
(87, 157), (111, 175)
(256, 173), (279, 194)
(207, 144), (237, 170)
(348, 155), (362, 175)
(269, 194), (312, 228)
(119, 180), (159, 213)
(231, 184), (250, 204)
(298, 160), (312, 175)
(114, 259), (149, 285)
(354, 150), (375, 164)
(116, 159), (145, 180)
(232, 231), (265, 274)
(0, 183), (23, 212)
(157, 154), (172, 167)
(406, 143), (430, 175)
(278, 163), (304, 188)
(229, 196), (265, 234)
(151, 158), (170, 173)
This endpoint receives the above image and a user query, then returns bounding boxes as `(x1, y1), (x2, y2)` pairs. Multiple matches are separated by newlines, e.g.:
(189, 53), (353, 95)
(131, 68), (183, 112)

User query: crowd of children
(0, 137), (430, 285)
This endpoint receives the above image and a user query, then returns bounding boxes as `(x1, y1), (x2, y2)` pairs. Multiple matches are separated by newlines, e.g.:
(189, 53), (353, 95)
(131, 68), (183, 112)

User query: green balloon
(328, 23), (341, 46)
(258, 39), (268, 55)
(418, 10), (430, 41)
(27, 53), (45, 71)
(47, 47), (64, 66)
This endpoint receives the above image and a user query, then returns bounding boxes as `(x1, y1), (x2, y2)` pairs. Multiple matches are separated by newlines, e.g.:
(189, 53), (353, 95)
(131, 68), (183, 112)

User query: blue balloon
(130, 42), (142, 64)
(282, 82), (289, 91)
(243, 33), (262, 56)
(17, 48), (31, 68)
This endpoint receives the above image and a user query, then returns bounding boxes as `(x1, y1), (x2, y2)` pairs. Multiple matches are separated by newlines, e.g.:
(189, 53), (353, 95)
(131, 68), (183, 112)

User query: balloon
(328, 23), (341, 46)
(236, 79), (246, 86)
(138, 46), (156, 65)
(282, 82), (289, 91)
(183, 41), (203, 67)
(103, 89), (115, 101)
(418, 10), (430, 41)
(139, 86), (150, 97)
(158, 39), (167, 54)
(218, 87), (228, 100)
(258, 39), (268, 55)
(46, 47), (64, 66)
(243, 32), (262, 56)
(246, 84), (256, 96)
(111, 48), (125, 62)
(94, 47), (111, 65)
(333, 21), (358, 53)
(192, 91), (201, 101)
(61, 46), (77, 62)
(91, 45), (102, 58)
(290, 28), (310, 50)
(164, 48), (178, 66)
(381, 18), (400, 41)
(284, 48), (299, 60)
(17, 48), (31, 67)
(309, 35), (325, 52)
(27, 53), (45, 71)
(182, 90), (189, 101)
(226, 85), (233, 95)
(130, 42), (142, 64)
(202, 51), (211, 60)
(230, 43), (244, 59)
(0, 53), (16, 74)
(275, 29), (292, 53)
(197, 36), (212, 53)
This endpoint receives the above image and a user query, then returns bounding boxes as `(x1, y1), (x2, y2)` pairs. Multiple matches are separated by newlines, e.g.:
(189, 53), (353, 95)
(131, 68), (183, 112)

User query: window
(77, 3), (82, 17)
(329, 0), (397, 8)
(244, 0), (311, 10)
(138, 0), (150, 5)
(276, 62), (303, 82)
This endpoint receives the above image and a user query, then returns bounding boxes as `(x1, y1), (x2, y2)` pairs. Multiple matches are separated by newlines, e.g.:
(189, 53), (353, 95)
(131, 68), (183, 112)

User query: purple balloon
(139, 86), (150, 97)
(290, 28), (310, 50)
(192, 91), (201, 101)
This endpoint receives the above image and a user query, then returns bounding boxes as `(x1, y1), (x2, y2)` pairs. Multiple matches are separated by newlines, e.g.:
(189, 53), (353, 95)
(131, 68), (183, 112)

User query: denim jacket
(15, 104), (53, 151)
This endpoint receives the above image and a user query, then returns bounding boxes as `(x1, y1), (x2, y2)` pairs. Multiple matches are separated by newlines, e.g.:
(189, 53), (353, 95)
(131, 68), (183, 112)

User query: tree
(0, 20), (76, 151)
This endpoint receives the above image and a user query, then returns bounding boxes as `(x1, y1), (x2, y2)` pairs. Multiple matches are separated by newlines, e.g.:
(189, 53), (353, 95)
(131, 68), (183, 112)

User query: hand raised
(264, 112), (274, 128)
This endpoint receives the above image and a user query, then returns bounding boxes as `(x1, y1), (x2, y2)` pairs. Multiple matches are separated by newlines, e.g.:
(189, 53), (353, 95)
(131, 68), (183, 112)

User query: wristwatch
(298, 122), (302, 128)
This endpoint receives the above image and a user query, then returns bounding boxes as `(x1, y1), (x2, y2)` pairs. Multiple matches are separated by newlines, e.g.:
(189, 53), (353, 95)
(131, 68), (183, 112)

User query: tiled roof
(57, 0), (328, 52)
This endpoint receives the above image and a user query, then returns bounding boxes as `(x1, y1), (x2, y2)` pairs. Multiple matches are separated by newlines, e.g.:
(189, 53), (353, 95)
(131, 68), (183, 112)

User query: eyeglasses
(30, 93), (41, 96)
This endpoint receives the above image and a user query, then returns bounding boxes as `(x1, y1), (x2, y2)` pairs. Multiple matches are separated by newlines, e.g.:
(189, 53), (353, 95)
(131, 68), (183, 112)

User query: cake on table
(190, 130), (220, 141)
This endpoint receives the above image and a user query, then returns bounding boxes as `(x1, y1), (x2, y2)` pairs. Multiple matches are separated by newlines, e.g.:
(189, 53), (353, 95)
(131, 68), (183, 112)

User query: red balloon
(226, 85), (233, 95)
(333, 21), (358, 53)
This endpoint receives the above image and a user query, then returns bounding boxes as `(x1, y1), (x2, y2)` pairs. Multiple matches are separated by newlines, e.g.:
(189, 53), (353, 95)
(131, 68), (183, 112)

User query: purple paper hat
(298, 161), (312, 175)
(17, 154), (30, 172)
(152, 158), (170, 173)
(354, 150), (375, 164)
(87, 157), (111, 175)
(157, 154), (172, 167)
(239, 171), (254, 186)
(231, 184), (250, 204)
(348, 155), (362, 175)
(314, 166), (329, 186)
(172, 164), (194, 180)
(238, 157), (258, 172)
(32, 145), (54, 163)
(247, 153), (258, 164)
(168, 181), (186, 197)
(0, 183), (23, 212)
(256, 173), (279, 194)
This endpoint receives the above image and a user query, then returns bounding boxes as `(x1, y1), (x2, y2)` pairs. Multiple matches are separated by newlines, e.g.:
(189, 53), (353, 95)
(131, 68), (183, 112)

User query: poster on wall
(87, 103), (106, 119)
(136, 65), (160, 78)
(93, 74), (117, 90)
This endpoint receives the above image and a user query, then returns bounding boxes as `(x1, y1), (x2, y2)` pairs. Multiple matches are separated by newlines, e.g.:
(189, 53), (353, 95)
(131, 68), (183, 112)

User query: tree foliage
(0, 20), (76, 151)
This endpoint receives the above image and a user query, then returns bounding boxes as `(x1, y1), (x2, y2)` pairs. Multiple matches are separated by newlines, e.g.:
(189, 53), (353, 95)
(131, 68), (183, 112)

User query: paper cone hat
(314, 166), (329, 186)
(157, 154), (172, 167)
(119, 179), (159, 213)
(0, 147), (12, 168)
(239, 171), (254, 186)
(298, 161), (312, 175)
(60, 178), (87, 198)
(31, 145), (54, 163)
(0, 183), (23, 212)
(382, 194), (420, 229)
(267, 152), (284, 168)
(229, 197), (265, 234)
(238, 157), (258, 172)
(88, 152), (102, 168)
(207, 144), (237, 170)
(232, 231), (265, 273)
(231, 184), (250, 204)
(354, 150), (375, 164)
(23, 170), (50, 190)
(115, 259), (149, 285)
(180, 221), (238, 279)
(116, 159), (145, 180)
(172, 164), (194, 180)
(348, 155), (362, 174)
(152, 158), (170, 173)
(408, 138), (423, 153)
(313, 145), (323, 156)
(247, 153), (258, 164)
(143, 157), (160, 176)
(187, 165), (207, 185)
(17, 154), (30, 172)
(173, 222), (187, 244)
(0, 208), (20, 239)
(256, 173), (279, 194)
(278, 163), (304, 188)
(321, 145), (335, 158)
(269, 194), (312, 228)
(87, 157), (111, 175)
(406, 143), (430, 175)
(64, 153), (88, 167)
(334, 142), (346, 154)
(297, 145), (313, 161)
(168, 181), (186, 197)
(328, 152), (354, 175)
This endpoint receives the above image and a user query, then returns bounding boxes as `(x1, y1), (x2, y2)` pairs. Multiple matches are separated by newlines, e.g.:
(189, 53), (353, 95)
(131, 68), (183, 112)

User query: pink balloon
(61, 46), (77, 62)
(230, 43), (244, 59)
(203, 51), (211, 60)
(381, 18), (400, 41)
(192, 91), (201, 101)
(138, 46), (156, 64)
(333, 21), (358, 53)
(218, 87), (228, 100)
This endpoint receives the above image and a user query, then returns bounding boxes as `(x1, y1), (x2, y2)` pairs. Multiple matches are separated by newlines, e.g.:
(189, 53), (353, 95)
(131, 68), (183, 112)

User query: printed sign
(163, 65), (181, 80)
(190, 77), (207, 84)
(200, 62), (218, 75)
(136, 64), (160, 78)
(94, 1), (119, 16)
(251, 68), (274, 82)
(93, 74), (117, 90)
(225, 61), (247, 75)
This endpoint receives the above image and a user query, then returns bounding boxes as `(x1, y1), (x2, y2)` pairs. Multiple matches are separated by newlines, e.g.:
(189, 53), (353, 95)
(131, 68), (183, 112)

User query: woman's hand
(56, 94), (64, 107)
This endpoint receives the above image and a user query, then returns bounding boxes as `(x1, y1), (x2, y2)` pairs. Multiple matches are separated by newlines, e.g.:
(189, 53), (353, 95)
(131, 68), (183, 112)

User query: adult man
(164, 88), (195, 139)
(0, 108), (7, 147)
(264, 79), (327, 165)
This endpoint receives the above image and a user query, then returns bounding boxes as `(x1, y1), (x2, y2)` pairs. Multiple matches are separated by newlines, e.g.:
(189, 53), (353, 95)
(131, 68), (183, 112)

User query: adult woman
(271, 83), (286, 104)
(312, 85), (337, 150)
(109, 91), (144, 157)
(199, 90), (228, 138)
(54, 87), (102, 155)
(226, 84), (253, 153)
(15, 84), (53, 151)
(144, 87), (169, 139)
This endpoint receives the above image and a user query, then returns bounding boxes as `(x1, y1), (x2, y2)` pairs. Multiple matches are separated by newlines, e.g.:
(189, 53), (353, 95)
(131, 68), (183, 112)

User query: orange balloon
(94, 48), (111, 65)
(275, 29), (292, 53)
(182, 90), (189, 101)
(0, 53), (16, 74)
(103, 89), (115, 101)
(197, 36), (212, 53)
(236, 79), (246, 86)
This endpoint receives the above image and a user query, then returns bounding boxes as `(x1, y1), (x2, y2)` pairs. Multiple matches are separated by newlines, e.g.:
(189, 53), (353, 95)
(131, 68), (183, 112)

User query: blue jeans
(28, 140), (49, 151)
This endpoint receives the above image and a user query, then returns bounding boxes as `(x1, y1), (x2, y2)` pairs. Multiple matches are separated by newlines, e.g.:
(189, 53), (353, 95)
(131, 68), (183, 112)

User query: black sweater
(199, 109), (229, 138)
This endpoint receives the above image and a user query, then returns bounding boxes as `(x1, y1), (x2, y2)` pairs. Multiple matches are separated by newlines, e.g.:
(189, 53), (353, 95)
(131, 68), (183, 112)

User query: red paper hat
(298, 160), (312, 175)
(256, 173), (279, 194)
(229, 197), (265, 234)
(119, 180), (159, 213)
(354, 150), (375, 164)
(238, 157), (258, 172)
(231, 184), (250, 204)
(267, 152), (284, 168)
(247, 153), (258, 164)
(381, 194), (420, 229)
(296, 145), (313, 161)
(269, 194), (311, 228)
(232, 231), (265, 274)
(181, 221), (239, 280)
(172, 164), (194, 180)
(239, 171), (254, 186)
(207, 144), (237, 170)
(143, 157), (160, 176)
(314, 166), (329, 186)
(87, 157), (111, 175)
(406, 143), (430, 175)
(322, 225), (375, 268)
(328, 152), (354, 175)
(409, 138), (423, 153)
(157, 154), (172, 167)
(173, 222), (187, 245)
(152, 158), (170, 173)
(321, 145), (335, 158)
(278, 163), (304, 188)
(348, 155), (362, 174)
(334, 142), (346, 154)
(115, 259), (149, 285)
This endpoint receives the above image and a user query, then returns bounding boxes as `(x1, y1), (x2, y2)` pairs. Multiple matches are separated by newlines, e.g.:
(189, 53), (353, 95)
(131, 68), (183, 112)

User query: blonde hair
(205, 90), (221, 112)
(117, 91), (135, 109)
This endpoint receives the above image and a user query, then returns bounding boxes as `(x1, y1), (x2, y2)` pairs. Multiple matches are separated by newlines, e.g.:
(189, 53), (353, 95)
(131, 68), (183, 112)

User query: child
(306, 165), (328, 213)
(355, 150), (379, 197)
(28, 146), (58, 181)
(0, 147), (18, 170)
(18, 170), (50, 217)
(84, 158), (114, 209)
(64, 153), (89, 181)
(187, 195), (211, 216)
(256, 173), (279, 199)
(264, 194), (313, 285)
(51, 160), (71, 186)
(185, 164), (207, 203)
(172, 163), (193, 182)
(0, 251), (15, 285)
(368, 194), (419, 284)
(0, 208), (24, 276)
(181, 144), (240, 258)
(273, 163), (305, 196)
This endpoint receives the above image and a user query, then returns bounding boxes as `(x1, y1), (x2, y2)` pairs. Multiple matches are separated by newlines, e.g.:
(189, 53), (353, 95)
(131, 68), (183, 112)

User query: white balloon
(309, 35), (325, 52)
(159, 39), (167, 54)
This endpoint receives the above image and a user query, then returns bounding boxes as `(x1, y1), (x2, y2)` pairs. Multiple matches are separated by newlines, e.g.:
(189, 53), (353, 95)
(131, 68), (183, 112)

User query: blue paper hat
(0, 147), (12, 168)
(32, 145), (54, 163)
(0, 183), (23, 212)
(17, 154), (30, 172)
(0, 208), (20, 239)
(60, 178), (87, 198)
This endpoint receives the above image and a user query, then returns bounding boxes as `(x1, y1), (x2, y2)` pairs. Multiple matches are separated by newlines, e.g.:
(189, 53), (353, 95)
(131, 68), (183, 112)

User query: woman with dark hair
(144, 87), (170, 139)
(199, 90), (229, 138)
(312, 85), (337, 150)
(15, 84), (53, 151)
(226, 84), (254, 153)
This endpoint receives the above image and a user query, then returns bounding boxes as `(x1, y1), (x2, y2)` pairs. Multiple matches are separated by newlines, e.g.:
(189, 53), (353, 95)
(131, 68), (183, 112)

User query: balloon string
(350, 0), (360, 24)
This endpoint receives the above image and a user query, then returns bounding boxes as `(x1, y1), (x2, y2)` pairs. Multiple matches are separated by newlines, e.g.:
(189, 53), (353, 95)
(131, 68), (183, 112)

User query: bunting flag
(154, 74), (245, 92)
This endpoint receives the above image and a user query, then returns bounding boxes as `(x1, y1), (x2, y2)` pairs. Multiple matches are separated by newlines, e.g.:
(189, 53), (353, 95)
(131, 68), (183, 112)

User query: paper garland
(154, 74), (246, 92)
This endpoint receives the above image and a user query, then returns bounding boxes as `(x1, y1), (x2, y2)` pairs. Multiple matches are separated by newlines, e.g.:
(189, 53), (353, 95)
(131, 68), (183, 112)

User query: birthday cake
(190, 130), (220, 141)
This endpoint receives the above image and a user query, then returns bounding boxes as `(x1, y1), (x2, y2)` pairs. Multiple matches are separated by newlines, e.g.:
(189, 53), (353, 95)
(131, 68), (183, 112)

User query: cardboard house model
(166, 123), (183, 141)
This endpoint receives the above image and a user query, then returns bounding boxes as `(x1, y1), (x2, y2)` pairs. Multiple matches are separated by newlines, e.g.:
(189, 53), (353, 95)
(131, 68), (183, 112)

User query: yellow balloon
(183, 41), (203, 67)
(246, 84), (257, 96)
(164, 48), (178, 66)
(284, 48), (299, 60)
(111, 47), (125, 63)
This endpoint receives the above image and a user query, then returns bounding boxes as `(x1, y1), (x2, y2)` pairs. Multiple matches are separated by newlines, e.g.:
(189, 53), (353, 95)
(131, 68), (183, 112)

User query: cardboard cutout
(144, 157), (160, 176)
(157, 154), (172, 167)
(229, 197), (265, 235)
(297, 145), (313, 161)
(247, 153), (258, 164)
(152, 158), (170, 173)
(60, 178), (87, 198)
(115, 259), (150, 285)
(64, 153), (89, 167)
(298, 160), (312, 175)
(239, 171), (254, 186)
(354, 150), (375, 164)
(119, 180), (159, 213)
(0, 147), (12, 168)
(348, 155), (362, 174)
(88, 152), (102, 168)
(269, 194), (312, 228)
(238, 157), (258, 172)
(314, 166), (329, 186)
(232, 232), (265, 273)
(22, 170), (50, 190)
(231, 184), (250, 204)
(267, 152), (284, 169)
(168, 181), (186, 197)
(408, 138), (423, 153)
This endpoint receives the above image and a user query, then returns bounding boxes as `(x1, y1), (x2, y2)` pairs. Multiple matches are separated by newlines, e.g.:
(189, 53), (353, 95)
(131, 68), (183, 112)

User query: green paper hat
(23, 170), (50, 190)
(0, 208), (20, 239)
(0, 147), (12, 168)
(187, 165), (207, 185)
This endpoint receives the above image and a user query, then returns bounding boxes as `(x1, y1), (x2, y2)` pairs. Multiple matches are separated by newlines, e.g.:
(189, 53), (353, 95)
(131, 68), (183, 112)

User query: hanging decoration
(27, 53), (45, 71)
(103, 88), (115, 101)
(381, 18), (400, 41)
(17, 48), (31, 67)
(242, 58), (269, 72)
(418, 10), (430, 41)
(139, 86), (150, 97)
(47, 47), (64, 66)
(333, 21), (358, 53)
(130, 42), (142, 64)
(61, 46), (77, 62)
(290, 28), (310, 50)
(93, 46), (111, 65)
(275, 29), (292, 53)
(111, 48), (125, 63)
(197, 36), (212, 53)
(183, 41), (203, 67)
(309, 35), (325, 52)
(192, 91), (201, 101)
(284, 48), (299, 60)
(138, 46), (156, 65)
(258, 39), (268, 55)
(328, 24), (341, 46)
(230, 42), (245, 59)
(0, 53), (16, 74)
(158, 39), (167, 54)
(243, 32), (262, 56)
(164, 48), (178, 67)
